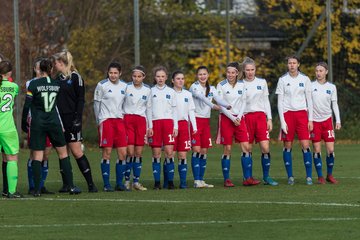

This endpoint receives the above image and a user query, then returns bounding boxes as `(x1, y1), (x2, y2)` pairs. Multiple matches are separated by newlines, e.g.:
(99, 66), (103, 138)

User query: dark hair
(132, 65), (146, 76)
(171, 70), (183, 80)
(0, 60), (12, 86)
(40, 59), (53, 76)
(152, 66), (168, 85)
(32, 57), (43, 78)
(107, 62), (122, 73)
(286, 55), (300, 63)
(315, 61), (328, 70)
(107, 62), (122, 79)
(196, 65), (210, 97)
(0, 53), (4, 62)
(227, 61), (240, 71)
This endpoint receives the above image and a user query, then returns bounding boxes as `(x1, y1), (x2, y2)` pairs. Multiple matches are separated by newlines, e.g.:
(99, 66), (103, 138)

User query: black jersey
(56, 71), (85, 120)
(22, 76), (62, 130)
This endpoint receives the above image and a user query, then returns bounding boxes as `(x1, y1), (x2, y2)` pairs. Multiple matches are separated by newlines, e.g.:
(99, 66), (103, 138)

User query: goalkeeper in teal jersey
(21, 59), (81, 196)
(0, 61), (23, 198)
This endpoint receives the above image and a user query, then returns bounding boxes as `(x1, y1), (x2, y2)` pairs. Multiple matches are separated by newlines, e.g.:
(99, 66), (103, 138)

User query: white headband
(132, 69), (146, 76)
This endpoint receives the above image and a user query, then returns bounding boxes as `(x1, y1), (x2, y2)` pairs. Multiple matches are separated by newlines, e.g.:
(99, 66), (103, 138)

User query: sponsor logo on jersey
(314, 88), (318, 92)
(226, 91), (230, 94)
(130, 93), (133, 97)
(238, 90), (242, 94)
(257, 86), (262, 90)
(166, 94), (171, 99)
(286, 83), (290, 86)
(108, 89), (112, 93)
(184, 98), (188, 102)
(153, 94), (157, 98)
(121, 90), (125, 94)
(142, 95), (147, 100)
(326, 90), (331, 94)
(299, 83), (304, 87)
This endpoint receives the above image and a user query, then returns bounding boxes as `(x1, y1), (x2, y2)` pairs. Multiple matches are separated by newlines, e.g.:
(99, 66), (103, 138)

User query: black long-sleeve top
(56, 71), (85, 120)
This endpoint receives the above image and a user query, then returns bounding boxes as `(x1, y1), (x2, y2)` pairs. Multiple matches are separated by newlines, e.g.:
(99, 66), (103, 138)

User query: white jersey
(123, 82), (151, 117)
(216, 79), (246, 117)
(94, 79), (127, 124)
(311, 80), (340, 123)
(148, 84), (177, 129)
(174, 88), (197, 131)
(275, 72), (313, 120)
(189, 81), (229, 118)
(244, 77), (272, 119)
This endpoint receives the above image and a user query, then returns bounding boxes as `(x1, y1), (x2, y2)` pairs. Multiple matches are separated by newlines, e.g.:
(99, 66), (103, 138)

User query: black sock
(31, 160), (42, 191)
(2, 161), (8, 193)
(76, 155), (94, 186)
(60, 157), (74, 188)
(59, 158), (68, 187)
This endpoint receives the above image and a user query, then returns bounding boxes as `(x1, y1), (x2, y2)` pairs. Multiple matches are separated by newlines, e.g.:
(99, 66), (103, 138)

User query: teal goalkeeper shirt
(0, 79), (19, 133)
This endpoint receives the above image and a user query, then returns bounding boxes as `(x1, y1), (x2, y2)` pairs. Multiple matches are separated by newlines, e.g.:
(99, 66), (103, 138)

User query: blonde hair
(53, 50), (77, 77)
(241, 57), (256, 69)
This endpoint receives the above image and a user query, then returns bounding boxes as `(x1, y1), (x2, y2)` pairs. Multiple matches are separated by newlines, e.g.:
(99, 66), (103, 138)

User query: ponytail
(53, 50), (78, 78)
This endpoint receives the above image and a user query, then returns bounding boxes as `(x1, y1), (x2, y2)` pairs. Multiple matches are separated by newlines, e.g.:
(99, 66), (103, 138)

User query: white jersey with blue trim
(149, 84), (176, 121)
(216, 79), (246, 116)
(174, 88), (197, 131)
(244, 77), (272, 119)
(189, 81), (215, 118)
(94, 78), (127, 124)
(123, 82), (151, 117)
(275, 72), (312, 112)
(311, 80), (340, 123)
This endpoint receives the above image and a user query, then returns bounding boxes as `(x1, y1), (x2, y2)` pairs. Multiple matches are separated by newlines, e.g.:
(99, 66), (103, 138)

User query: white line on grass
(1, 217), (359, 229)
(10, 198), (360, 208)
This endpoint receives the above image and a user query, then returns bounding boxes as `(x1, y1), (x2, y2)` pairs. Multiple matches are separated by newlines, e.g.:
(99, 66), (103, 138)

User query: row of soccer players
(92, 54), (340, 191)
(0, 52), (340, 198)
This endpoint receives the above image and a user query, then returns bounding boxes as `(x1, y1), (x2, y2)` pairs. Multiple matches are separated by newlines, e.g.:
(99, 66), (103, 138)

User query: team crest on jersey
(238, 90), (242, 94)
(208, 92), (213, 97)
(121, 90), (125, 94)
(166, 94), (171, 99)
(257, 86), (262, 90)
(142, 95), (147, 100)
(299, 83), (304, 87)
(184, 98), (188, 102)
(67, 79), (72, 85)
(326, 90), (331, 94)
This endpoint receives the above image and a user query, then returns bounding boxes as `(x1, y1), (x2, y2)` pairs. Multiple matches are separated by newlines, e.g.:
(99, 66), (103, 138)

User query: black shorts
(60, 113), (83, 143)
(29, 125), (66, 150)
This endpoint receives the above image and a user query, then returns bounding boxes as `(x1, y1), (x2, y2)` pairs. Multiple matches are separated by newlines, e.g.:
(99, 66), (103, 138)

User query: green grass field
(1, 143), (359, 240)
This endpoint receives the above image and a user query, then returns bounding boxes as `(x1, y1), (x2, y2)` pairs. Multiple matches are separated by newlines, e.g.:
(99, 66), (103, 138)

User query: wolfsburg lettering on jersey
(0, 87), (15, 92)
(36, 86), (60, 92)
